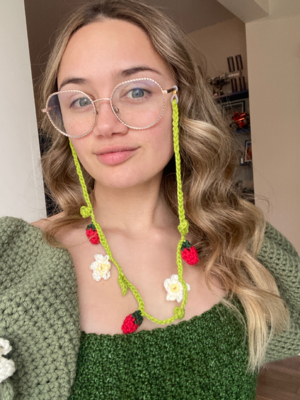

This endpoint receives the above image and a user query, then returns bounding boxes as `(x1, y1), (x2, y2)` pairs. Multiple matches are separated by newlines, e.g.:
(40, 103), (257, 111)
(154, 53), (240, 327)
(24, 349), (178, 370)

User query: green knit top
(0, 217), (299, 400)
(69, 300), (257, 400)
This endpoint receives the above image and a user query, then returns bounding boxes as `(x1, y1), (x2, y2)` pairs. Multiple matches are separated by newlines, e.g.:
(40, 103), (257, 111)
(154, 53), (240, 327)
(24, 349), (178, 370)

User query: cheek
(151, 109), (174, 161)
(158, 110), (174, 155)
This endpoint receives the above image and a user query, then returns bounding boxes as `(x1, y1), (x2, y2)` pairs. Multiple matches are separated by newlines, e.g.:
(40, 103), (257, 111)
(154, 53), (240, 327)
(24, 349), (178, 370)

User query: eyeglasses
(42, 78), (178, 138)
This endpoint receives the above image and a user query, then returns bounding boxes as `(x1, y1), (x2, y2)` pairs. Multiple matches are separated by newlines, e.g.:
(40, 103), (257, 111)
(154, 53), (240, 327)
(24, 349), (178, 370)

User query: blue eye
(79, 98), (91, 107)
(130, 88), (145, 98)
(70, 97), (92, 108)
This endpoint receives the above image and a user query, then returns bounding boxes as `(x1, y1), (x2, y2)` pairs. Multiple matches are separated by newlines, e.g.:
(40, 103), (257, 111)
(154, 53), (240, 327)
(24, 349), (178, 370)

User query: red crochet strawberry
(86, 223), (100, 245)
(181, 240), (199, 265)
(122, 310), (143, 334)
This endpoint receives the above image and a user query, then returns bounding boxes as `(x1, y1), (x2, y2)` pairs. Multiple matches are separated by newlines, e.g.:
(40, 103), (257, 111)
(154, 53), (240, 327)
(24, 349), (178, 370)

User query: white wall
(217, 0), (269, 23)
(188, 17), (248, 94)
(246, 1), (300, 251)
(0, 0), (46, 222)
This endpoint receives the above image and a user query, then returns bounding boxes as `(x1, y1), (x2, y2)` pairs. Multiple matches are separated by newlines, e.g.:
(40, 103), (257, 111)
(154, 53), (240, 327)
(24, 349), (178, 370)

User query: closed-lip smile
(95, 146), (139, 155)
(95, 146), (139, 165)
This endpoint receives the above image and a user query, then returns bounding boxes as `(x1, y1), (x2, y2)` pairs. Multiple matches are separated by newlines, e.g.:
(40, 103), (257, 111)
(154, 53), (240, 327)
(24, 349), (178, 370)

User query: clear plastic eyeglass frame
(42, 77), (179, 138)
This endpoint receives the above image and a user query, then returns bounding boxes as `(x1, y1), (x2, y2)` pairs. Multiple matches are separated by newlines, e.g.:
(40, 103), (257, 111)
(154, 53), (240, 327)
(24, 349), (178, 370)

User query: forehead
(57, 19), (173, 87)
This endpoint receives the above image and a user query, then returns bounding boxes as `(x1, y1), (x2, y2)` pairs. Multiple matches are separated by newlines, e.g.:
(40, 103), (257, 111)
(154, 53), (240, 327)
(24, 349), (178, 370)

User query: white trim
(217, 0), (270, 23)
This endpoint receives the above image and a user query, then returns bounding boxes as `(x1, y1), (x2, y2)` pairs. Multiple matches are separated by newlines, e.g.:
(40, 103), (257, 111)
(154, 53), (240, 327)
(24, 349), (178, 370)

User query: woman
(0, 1), (299, 399)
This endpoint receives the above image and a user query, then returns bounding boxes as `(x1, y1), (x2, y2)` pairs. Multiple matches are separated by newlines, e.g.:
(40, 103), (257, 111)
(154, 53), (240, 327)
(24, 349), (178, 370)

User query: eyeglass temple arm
(164, 85), (178, 104)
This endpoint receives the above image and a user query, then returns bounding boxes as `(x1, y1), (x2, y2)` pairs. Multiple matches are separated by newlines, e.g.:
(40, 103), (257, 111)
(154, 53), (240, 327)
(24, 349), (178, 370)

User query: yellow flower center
(170, 283), (180, 293)
(96, 262), (110, 274)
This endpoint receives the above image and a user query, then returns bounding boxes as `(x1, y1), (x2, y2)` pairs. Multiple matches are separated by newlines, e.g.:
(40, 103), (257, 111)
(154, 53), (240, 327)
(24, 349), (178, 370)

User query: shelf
(232, 128), (251, 134)
(214, 90), (249, 103)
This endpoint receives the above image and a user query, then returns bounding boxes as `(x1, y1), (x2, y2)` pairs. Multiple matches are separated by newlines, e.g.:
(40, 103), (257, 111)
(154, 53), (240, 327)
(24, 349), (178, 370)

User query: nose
(92, 98), (128, 137)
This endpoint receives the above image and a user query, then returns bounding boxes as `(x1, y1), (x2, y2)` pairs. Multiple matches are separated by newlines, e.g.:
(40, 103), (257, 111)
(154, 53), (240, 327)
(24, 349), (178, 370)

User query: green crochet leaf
(118, 274), (128, 296)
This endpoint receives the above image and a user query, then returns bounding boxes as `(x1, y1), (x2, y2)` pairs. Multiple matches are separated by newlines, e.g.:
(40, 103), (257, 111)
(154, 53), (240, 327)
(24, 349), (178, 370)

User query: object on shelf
(207, 54), (247, 96)
(214, 90), (248, 103)
(230, 112), (250, 131)
(245, 140), (252, 163)
(219, 99), (248, 130)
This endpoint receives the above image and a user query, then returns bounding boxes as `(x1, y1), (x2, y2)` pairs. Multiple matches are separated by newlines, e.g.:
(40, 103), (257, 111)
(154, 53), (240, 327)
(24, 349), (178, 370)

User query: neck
(91, 176), (178, 238)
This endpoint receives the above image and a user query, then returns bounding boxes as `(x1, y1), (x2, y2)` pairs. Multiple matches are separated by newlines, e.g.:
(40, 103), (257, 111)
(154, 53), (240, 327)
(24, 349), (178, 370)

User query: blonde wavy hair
(40, 0), (289, 372)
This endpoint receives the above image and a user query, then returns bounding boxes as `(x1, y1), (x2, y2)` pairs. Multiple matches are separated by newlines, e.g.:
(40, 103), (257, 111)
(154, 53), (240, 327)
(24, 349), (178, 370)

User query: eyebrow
(59, 77), (90, 91)
(119, 66), (162, 77)
(58, 66), (162, 91)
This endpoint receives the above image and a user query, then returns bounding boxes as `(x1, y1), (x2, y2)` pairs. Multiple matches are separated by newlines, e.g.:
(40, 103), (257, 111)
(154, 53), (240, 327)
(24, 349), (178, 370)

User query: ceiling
(24, 0), (235, 86)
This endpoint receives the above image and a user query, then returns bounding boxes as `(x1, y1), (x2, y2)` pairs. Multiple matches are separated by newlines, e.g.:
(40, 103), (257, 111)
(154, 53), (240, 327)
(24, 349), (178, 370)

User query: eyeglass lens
(46, 79), (165, 137)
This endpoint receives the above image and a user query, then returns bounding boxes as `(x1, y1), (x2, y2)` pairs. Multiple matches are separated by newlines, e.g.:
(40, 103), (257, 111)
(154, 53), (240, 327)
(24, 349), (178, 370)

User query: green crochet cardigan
(0, 217), (299, 399)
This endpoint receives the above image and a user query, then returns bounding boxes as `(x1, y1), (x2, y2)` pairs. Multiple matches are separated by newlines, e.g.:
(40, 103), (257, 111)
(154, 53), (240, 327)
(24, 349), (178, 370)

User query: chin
(94, 169), (162, 191)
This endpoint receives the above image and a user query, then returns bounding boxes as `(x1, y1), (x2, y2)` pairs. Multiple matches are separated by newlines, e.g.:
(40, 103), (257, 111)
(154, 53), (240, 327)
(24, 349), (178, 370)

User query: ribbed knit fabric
(69, 300), (257, 400)
(0, 216), (299, 399)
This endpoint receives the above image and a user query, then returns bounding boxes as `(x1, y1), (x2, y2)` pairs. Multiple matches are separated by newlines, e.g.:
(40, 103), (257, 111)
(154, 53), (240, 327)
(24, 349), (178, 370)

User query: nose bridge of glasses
(92, 97), (112, 114)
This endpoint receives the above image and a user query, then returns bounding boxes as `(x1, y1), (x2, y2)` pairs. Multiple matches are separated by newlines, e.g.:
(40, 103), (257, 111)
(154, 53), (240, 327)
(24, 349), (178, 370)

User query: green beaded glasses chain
(43, 77), (199, 334)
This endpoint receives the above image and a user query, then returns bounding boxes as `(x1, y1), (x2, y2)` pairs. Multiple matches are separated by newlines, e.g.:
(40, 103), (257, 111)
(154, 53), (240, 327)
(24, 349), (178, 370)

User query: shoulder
(0, 217), (45, 291)
(0, 214), (61, 236)
(258, 222), (299, 267)
(261, 222), (298, 256)
(0, 217), (80, 395)
(258, 221), (300, 312)
(31, 212), (73, 243)
(0, 215), (75, 289)
(257, 222), (299, 304)
(31, 212), (86, 246)
(0, 214), (64, 264)
(30, 211), (64, 231)
(0, 216), (46, 263)
(0, 215), (40, 241)
(260, 223), (300, 362)
(0, 214), (63, 249)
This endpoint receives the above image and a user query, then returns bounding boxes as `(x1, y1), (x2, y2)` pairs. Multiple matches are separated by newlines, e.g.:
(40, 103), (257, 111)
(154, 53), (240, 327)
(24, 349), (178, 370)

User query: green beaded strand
(69, 98), (189, 324)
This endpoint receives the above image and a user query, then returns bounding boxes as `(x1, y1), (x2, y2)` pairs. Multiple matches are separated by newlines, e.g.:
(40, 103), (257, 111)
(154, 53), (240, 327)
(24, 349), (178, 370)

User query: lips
(95, 146), (139, 166)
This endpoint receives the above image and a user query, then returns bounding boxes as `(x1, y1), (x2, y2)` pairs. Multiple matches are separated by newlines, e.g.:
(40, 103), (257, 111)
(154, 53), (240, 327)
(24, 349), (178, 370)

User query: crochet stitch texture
(0, 217), (299, 399)
(69, 300), (257, 400)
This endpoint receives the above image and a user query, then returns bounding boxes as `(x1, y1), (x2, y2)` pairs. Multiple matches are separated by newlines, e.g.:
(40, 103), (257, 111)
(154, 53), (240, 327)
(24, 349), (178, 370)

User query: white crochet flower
(89, 254), (111, 281)
(0, 339), (15, 383)
(164, 274), (190, 303)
